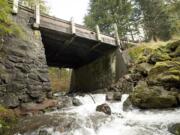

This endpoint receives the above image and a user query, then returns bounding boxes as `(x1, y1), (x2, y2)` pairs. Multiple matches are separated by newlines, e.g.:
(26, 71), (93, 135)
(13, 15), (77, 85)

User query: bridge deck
(11, 3), (118, 68)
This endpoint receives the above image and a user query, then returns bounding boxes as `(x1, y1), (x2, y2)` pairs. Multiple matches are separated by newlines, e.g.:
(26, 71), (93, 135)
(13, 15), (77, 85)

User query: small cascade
(16, 94), (180, 135)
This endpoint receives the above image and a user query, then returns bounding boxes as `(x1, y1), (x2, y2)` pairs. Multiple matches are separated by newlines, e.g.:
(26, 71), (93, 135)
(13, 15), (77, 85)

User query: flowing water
(18, 94), (180, 135)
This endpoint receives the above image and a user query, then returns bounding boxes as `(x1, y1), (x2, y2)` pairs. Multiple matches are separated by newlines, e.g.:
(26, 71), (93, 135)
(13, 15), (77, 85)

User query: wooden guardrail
(10, 0), (122, 47)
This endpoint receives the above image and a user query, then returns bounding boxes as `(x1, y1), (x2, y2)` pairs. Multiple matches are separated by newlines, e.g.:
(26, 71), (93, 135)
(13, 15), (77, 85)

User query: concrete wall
(70, 49), (128, 92)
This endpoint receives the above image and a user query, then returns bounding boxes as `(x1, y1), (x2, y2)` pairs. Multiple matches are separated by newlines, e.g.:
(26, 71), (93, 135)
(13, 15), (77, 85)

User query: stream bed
(16, 94), (180, 135)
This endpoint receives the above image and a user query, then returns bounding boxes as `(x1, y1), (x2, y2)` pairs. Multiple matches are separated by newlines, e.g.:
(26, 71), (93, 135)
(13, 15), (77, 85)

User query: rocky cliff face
(0, 11), (51, 108)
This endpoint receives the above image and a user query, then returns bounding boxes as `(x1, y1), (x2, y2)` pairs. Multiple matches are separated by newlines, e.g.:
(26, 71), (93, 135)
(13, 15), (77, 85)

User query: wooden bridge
(10, 0), (121, 68)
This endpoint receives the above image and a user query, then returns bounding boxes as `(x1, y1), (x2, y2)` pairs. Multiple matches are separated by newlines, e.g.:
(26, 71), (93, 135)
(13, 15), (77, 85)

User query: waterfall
(17, 94), (180, 135)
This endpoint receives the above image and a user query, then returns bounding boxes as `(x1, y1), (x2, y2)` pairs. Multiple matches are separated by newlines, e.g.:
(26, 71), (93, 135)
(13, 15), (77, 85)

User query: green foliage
(0, 105), (17, 135)
(165, 0), (180, 37)
(135, 0), (172, 41)
(84, 0), (133, 37)
(0, 0), (11, 36)
(0, 0), (23, 37)
(20, 0), (50, 14)
(85, 0), (180, 41)
(48, 67), (71, 92)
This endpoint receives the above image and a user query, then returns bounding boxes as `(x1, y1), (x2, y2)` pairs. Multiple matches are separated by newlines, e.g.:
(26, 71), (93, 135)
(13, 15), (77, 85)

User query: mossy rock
(132, 63), (154, 76)
(166, 40), (180, 52)
(0, 105), (17, 135)
(128, 46), (154, 64)
(148, 49), (171, 64)
(170, 45), (180, 58)
(148, 60), (180, 87)
(129, 81), (178, 109)
(169, 123), (180, 135)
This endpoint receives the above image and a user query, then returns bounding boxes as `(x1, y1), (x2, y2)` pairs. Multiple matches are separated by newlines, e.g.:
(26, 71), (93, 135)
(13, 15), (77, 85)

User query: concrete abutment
(70, 49), (128, 92)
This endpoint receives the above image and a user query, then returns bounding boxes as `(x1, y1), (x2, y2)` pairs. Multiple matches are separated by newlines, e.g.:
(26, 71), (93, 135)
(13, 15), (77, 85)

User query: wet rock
(57, 96), (73, 109)
(13, 114), (88, 134)
(39, 130), (51, 135)
(106, 92), (114, 101)
(96, 103), (111, 115)
(106, 92), (122, 101)
(123, 97), (133, 111)
(129, 81), (178, 109)
(113, 92), (122, 101)
(169, 123), (180, 135)
(19, 99), (58, 115)
(108, 75), (134, 94)
(72, 98), (82, 106)
(47, 92), (53, 99)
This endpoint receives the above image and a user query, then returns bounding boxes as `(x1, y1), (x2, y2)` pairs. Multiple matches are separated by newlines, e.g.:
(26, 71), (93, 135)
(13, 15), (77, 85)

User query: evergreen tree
(165, 0), (180, 36)
(135, 0), (172, 41)
(20, 0), (49, 13)
(84, 0), (133, 38)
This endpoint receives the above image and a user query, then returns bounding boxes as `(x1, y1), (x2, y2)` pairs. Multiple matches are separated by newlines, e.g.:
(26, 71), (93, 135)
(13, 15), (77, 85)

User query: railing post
(113, 23), (121, 46)
(12, 0), (19, 14)
(33, 0), (40, 29)
(96, 25), (102, 41)
(70, 17), (76, 34)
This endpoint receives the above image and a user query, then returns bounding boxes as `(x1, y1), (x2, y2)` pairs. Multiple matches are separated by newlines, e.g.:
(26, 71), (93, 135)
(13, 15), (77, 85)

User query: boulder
(39, 130), (51, 135)
(106, 92), (114, 101)
(106, 92), (122, 101)
(169, 123), (180, 135)
(148, 60), (180, 87)
(170, 45), (180, 57)
(134, 63), (154, 76)
(96, 103), (111, 115)
(123, 97), (133, 111)
(19, 99), (58, 115)
(148, 50), (171, 64)
(72, 98), (82, 106)
(129, 81), (178, 109)
(167, 40), (180, 58)
(57, 96), (73, 109)
(113, 92), (122, 101)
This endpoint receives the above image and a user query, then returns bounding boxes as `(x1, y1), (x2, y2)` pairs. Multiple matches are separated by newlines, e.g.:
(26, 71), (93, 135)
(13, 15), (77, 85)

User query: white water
(21, 94), (180, 135)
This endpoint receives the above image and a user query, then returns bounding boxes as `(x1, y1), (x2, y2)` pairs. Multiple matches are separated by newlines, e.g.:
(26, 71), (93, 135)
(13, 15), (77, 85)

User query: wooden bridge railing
(11, 0), (122, 48)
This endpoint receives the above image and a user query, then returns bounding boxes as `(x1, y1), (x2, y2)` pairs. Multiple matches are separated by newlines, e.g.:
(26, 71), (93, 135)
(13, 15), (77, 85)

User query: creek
(16, 94), (180, 135)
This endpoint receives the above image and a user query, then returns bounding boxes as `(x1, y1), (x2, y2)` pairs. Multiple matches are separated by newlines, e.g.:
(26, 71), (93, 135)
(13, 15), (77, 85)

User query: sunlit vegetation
(48, 67), (72, 92)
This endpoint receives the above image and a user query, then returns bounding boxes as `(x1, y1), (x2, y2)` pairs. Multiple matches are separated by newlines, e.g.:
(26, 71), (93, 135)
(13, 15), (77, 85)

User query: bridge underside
(41, 28), (118, 68)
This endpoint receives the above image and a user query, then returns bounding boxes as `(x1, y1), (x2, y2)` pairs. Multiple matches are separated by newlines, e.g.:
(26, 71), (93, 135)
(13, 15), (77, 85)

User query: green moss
(130, 82), (178, 109)
(160, 75), (180, 83)
(0, 105), (17, 135)
(148, 60), (180, 86)
(166, 40), (180, 51)
(0, 0), (23, 37)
